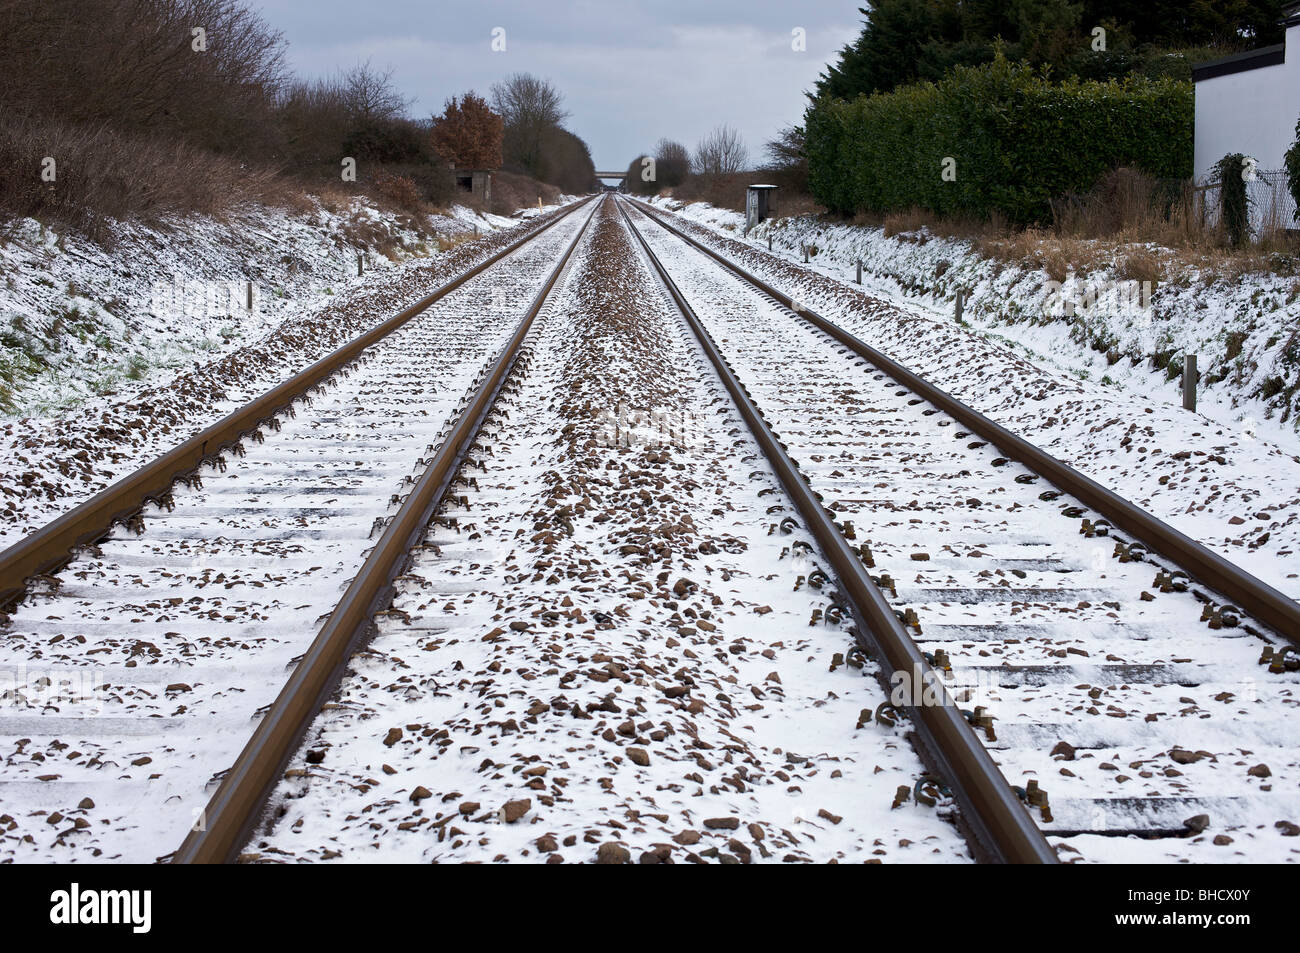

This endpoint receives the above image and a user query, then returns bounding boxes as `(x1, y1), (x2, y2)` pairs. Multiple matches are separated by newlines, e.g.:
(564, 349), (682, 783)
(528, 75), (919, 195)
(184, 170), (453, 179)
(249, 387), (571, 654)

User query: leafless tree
(340, 61), (411, 124)
(654, 138), (690, 186)
(490, 72), (569, 175)
(693, 124), (748, 177)
(0, 0), (286, 156)
(276, 75), (350, 166)
(763, 124), (807, 191)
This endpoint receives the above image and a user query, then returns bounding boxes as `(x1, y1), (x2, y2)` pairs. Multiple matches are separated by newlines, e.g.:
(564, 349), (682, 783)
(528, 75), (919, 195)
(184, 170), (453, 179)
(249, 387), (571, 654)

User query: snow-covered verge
(0, 199), (538, 417)
(653, 198), (1300, 454)
(0, 197), (580, 548)
(645, 197), (1300, 602)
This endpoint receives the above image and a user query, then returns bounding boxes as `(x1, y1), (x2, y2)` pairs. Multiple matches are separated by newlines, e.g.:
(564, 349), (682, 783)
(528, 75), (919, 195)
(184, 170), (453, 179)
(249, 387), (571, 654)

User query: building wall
(1194, 23), (1300, 180)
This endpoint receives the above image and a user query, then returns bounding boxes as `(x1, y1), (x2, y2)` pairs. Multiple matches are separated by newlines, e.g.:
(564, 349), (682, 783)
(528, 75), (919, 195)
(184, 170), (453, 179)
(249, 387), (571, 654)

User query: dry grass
(974, 229), (1103, 280)
(669, 174), (750, 213)
(864, 169), (1300, 279)
(1116, 247), (1165, 284)
(487, 171), (561, 217)
(0, 114), (564, 251)
(0, 116), (288, 241)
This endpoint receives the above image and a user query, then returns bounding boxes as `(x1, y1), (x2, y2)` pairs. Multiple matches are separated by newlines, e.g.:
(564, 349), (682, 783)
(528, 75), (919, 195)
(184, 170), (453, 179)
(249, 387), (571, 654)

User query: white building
(1192, 2), (1300, 216)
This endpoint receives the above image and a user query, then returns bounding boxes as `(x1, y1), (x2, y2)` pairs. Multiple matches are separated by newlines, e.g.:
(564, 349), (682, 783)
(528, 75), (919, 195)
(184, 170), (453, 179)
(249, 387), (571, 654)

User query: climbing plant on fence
(805, 55), (1193, 225)
(1285, 113), (1300, 222)
(1214, 152), (1252, 246)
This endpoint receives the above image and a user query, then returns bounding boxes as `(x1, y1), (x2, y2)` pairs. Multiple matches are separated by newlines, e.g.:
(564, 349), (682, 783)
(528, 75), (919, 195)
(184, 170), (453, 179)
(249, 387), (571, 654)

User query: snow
(0, 206), (593, 862)
(645, 197), (1300, 603)
(651, 197), (1300, 457)
(625, 198), (1300, 864)
(245, 199), (971, 864)
(0, 196), (577, 550)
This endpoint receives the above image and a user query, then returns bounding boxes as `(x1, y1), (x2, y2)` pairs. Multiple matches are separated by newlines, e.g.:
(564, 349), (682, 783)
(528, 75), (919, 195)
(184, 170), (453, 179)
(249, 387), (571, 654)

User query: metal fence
(1195, 168), (1298, 238)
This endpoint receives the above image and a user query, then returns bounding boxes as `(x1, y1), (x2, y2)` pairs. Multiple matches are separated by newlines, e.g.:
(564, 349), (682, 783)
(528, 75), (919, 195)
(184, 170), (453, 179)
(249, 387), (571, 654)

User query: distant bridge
(595, 171), (626, 181)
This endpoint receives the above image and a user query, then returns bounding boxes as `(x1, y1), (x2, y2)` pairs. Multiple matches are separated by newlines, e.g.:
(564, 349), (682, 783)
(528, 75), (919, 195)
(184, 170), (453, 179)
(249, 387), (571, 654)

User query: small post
(954, 290), (964, 323)
(357, 254), (364, 277)
(767, 235), (772, 252)
(856, 259), (862, 284)
(245, 281), (253, 310)
(1182, 354), (1197, 412)
(802, 244), (809, 263)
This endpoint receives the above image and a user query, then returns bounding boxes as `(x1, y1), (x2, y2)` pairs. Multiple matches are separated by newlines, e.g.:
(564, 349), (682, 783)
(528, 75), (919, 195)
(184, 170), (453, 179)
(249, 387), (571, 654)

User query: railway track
(0, 198), (598, 861)
(238, 195), (973, 864)
(0, 192), (1294, 864)
(619, 196), (1300, 862)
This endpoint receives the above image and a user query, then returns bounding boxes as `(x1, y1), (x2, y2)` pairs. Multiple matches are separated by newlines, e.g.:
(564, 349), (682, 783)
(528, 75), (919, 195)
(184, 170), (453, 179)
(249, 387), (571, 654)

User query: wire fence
(1195, 168), (1298, 238)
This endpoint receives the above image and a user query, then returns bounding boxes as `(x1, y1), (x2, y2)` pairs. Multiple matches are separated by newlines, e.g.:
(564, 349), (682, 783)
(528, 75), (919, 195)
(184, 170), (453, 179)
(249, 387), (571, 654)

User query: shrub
(429, 92), (503, 170)
(623, 155), (658, 196)
(805, 55), (1193, 225)
(655, 139), (690, 187)
(371, 171), (422, 212)
(1285, 113), (1300, 222)
(1214, 153), (1251, 247)
(0, 116), (282, 239)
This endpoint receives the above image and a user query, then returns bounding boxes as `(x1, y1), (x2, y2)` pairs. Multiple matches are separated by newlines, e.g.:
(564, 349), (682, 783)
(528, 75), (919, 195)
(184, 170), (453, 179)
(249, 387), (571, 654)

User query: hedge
(805, 55), (1193, 224)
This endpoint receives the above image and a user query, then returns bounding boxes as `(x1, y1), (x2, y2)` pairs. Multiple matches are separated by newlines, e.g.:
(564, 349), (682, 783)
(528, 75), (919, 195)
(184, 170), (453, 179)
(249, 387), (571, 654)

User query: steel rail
(0, 197), (594, 609)
(627, 198), (1300, 645)
(173, 199), (599, 863)
(618, 198), (1058, 865)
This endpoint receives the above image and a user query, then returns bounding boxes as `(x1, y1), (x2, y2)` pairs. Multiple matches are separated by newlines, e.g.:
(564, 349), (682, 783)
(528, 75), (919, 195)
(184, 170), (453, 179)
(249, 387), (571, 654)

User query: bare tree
(490, 72), (569, 176)
(654, 138), (690, 186)
(763, 124), (807, 191)
(0, 0), (287, 156)
(693, 124), (748, 177)
(340, 60), (410, 124)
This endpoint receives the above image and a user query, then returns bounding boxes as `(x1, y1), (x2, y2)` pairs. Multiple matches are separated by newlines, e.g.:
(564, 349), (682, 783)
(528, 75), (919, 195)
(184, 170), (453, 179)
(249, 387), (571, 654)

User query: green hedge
(805, 56), (1193, 224)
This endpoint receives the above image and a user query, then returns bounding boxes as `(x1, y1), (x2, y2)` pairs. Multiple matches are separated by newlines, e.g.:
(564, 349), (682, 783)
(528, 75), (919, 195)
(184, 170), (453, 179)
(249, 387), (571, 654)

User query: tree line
(815, 0), (1286, 99)
(0, 0), (596, 228)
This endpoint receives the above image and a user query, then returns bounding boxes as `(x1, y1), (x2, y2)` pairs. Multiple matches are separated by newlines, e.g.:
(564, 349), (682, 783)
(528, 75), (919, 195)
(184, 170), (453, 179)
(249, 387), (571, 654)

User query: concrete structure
(745, 184), (778, 233)
(453, 168), (493, 207)
(1192, 2), (1300, 180)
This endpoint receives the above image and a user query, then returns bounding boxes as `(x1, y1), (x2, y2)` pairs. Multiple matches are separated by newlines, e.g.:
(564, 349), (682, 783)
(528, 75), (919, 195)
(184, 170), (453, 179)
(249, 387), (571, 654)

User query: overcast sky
(248, 0), (863, 173)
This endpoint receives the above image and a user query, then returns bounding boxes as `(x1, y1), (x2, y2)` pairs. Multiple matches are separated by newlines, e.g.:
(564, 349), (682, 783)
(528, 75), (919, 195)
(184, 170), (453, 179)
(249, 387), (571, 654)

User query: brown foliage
(0, 116), (284, 240)
(671, 174), (749, 212)
(0, 0), (286, 159)
(430, 93), (503, 170)
(488, 171), (560, 216)
(371, 171), (423, 212)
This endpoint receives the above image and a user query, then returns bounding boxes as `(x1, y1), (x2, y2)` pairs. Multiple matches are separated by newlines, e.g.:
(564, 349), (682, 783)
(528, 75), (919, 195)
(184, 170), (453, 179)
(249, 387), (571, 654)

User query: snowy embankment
(0, 196), (576, 546)
(647, 197), (1300, 600)
(654, 198), (1300, 454)
(0, 200), (528, 417)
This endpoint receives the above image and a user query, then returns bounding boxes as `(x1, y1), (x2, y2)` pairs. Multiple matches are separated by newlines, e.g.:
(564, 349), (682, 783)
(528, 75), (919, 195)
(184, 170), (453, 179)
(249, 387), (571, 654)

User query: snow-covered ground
(646, 197), (1300, 602)
(0, 199), (538, 418)
(0, 197), (577, 548)
(247, 199), (971, 864)
(0, 206), (596, 863)
(627, 198), (1300, 863)
(652, 198), (1300, 457)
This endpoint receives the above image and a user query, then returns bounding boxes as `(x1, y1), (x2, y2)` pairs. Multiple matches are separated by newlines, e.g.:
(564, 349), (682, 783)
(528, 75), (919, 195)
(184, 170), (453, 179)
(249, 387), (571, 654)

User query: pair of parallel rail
(0, 193), (1294, 863)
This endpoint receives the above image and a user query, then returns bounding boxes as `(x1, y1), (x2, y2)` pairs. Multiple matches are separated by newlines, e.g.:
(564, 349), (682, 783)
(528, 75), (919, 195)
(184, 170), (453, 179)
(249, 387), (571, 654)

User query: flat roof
(1192, 43), (1285, 82)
